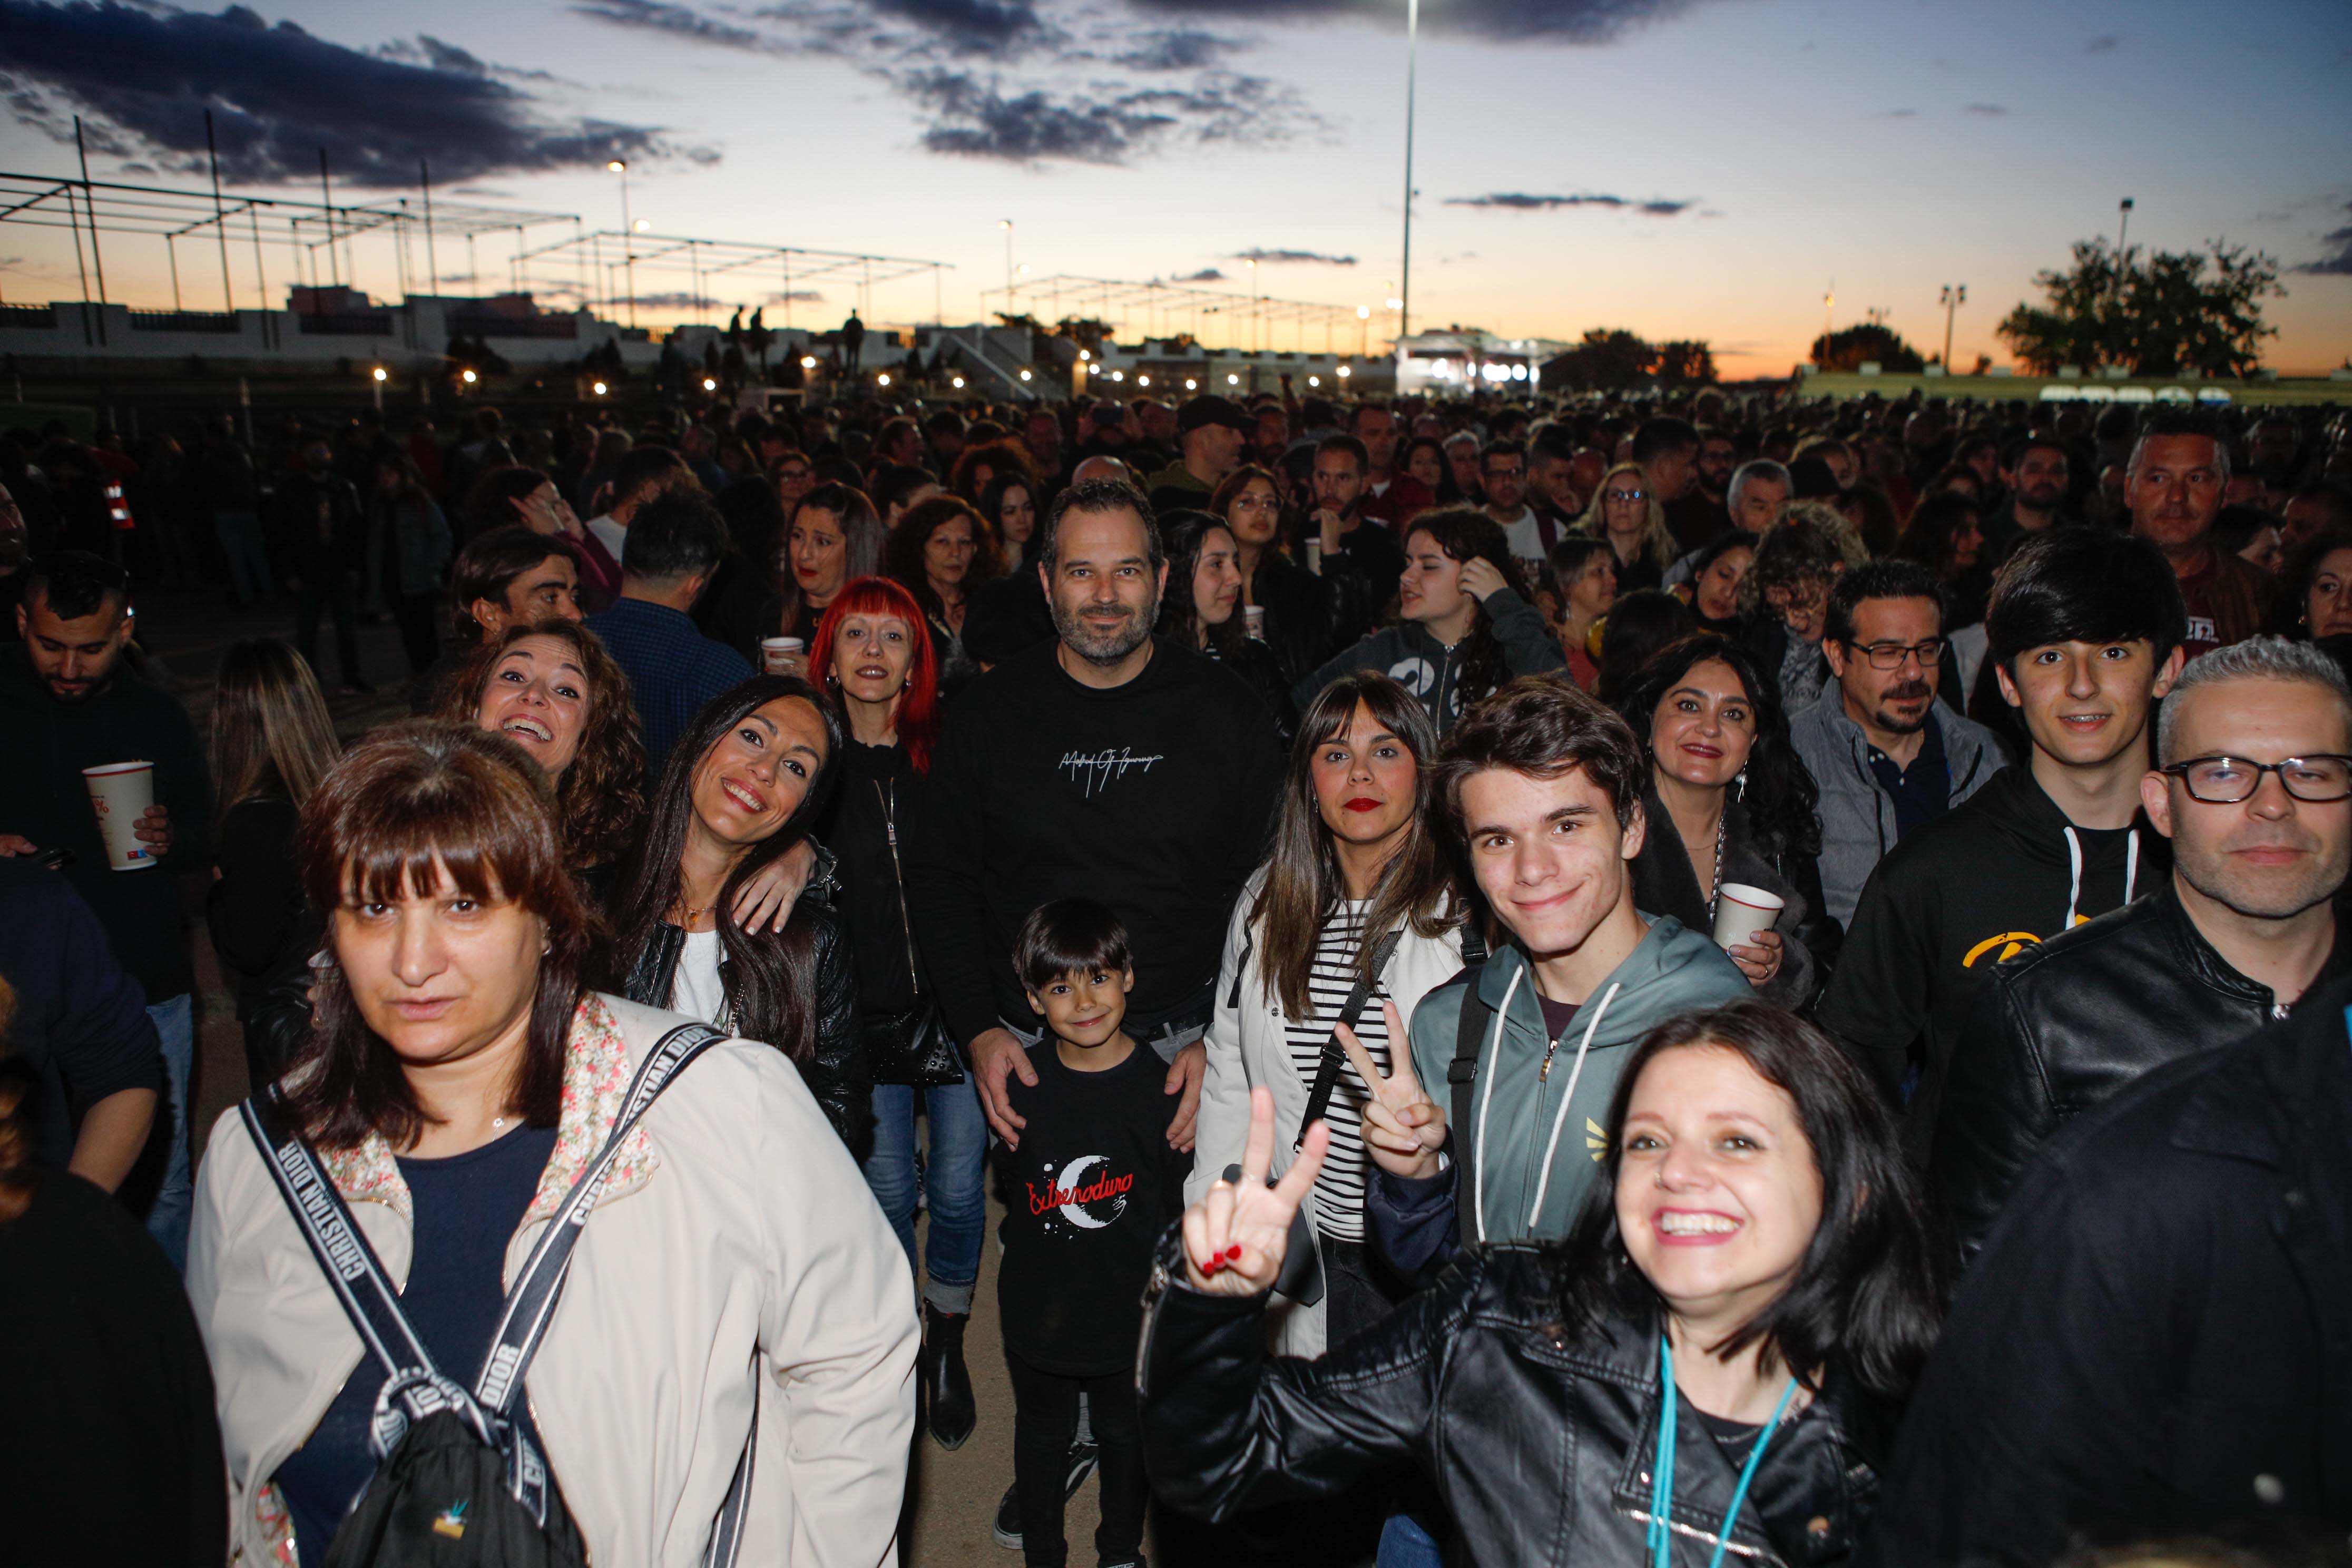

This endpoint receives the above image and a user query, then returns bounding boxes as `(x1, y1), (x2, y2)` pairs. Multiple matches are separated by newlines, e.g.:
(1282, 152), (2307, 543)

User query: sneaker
(1064, 1439), (1099, 1497)
(1099, 1558), (1146, 1568)
(991, 1442), (1101, 1551)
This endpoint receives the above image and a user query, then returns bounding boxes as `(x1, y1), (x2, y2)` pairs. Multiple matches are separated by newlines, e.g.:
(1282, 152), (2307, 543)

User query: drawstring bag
(242, 1022), (755, 1568)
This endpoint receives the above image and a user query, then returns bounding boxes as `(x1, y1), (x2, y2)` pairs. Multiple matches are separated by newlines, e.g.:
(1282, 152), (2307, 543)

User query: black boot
(921, 1304), (977, 1450)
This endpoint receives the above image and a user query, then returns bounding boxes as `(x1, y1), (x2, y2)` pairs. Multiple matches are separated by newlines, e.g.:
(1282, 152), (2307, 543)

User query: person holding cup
(1154, 511), (1296, 743)
(1209, 464), (1329, 685)
(0, 550), (213, 1268)
(1615, 633), (1841, 1007)
(756, 481), (882, 679)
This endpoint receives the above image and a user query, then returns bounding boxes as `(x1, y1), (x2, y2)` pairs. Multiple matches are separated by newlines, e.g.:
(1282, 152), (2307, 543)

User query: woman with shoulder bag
(186, 722), (916, 1568)
(810, 576), (992, 1451)
(1191, 669), (1468, 1359)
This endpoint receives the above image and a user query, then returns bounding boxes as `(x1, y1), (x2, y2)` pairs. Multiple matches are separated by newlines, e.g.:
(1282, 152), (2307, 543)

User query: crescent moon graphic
(1056, 1154), (1121, 1230)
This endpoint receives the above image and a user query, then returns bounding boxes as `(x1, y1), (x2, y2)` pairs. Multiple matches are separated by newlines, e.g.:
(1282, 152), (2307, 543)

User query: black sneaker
(1064, 1439), (1099, 1497)
(991, 1442), (1102, 1551)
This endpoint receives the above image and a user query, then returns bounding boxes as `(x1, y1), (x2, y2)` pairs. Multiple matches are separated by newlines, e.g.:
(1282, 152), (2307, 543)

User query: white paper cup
(761, 636), (806, 675)
(1712, 882), (1785, 950)
(83, 760), (156, 871)
(1304, 538), (1324, 575)
(1243, 604), (1267, 641)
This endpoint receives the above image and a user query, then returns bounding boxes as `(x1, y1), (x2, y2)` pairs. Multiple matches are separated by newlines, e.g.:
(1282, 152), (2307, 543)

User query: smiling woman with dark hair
(1141, 1000), (1942, 1567)
(186, 721), (916, 1568)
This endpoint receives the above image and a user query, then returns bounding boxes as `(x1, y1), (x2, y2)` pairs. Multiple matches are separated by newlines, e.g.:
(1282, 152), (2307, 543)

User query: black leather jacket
(1927, 882), (2347, 1261)
(621, 899), (871, 1161)
(1140, 1237), (1891, 1566)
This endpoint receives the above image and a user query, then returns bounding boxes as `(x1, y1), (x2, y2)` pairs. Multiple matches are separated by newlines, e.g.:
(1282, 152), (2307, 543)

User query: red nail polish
(1226, 1245), (1242, 1261)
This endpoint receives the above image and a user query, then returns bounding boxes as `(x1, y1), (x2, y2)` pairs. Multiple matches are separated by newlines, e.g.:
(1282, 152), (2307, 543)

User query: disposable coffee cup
(1243, 604), (1267, 641)
(1304, 538), (1324, 575)
(83, 761), (156, 872)
(1712, 882), (1784, 950)
(761, 636), (805, 675)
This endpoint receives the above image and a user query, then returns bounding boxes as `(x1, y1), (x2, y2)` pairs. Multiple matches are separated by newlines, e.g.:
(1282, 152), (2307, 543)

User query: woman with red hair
(810, 577), (984, 1449)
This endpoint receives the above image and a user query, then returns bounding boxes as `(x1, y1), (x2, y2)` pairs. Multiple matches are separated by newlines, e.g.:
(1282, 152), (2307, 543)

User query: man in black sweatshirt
(1819, 530), (2185, 1160)
(909, 475), (1282, 1144)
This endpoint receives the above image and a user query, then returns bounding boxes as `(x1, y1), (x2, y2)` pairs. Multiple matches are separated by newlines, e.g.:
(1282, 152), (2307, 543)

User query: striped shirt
(1284, 900), (1395, 1243)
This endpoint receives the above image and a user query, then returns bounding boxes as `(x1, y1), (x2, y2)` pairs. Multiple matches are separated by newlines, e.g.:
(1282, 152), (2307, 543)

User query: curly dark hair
(885, 494), (1001, 627)
(436, 618), (647, 873)
(1402, 506), (1526, 715)
(950, 438), (1037, 504)
(1615, 632), (1821, 862)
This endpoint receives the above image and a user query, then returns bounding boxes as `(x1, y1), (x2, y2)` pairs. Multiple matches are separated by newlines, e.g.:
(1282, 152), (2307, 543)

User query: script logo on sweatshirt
(1057, 747), (1165, 799)
(1027, 1155), (1135, 1234)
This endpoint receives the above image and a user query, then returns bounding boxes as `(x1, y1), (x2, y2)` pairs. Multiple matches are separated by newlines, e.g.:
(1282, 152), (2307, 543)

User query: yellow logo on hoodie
(1962, 930), (2045, 967)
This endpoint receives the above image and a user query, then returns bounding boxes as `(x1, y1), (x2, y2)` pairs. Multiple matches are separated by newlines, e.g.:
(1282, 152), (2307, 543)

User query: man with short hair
(1352, 403), (1435, 530)
(0, 551), (212, 1265)
(584, 488), (752, 781)
(1632, 416), (1706, 547)
(407, 527), (586, 714)
(1979, 434), (2074, 564)
(1477, 440), (1543, 565)
(2129, 410), (2271, 660)
(1443, 430), (1483, 505)
(1145, 396), (1250, 516)
(582, 443), (689, 565)
(1513, 423), (1582, 557)
(1790, 560), (2008, 927)
(1366, 675), (1748, 1273)
(1306, 434), (1406, 634)
(1820, 531), (2184, 1151)
(1926, 636), (2352, 1257)
(2282, 479), (2352, 551)
(1662, 459), (1788, 589)
(926, 409), (968, 475)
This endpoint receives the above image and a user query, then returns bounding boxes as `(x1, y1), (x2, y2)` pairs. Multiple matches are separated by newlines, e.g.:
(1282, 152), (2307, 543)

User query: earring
(1734, 768), (1748, 802)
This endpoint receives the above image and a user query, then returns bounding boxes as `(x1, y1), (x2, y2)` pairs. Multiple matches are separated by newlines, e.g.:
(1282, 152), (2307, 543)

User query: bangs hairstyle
(1987, 528), (2186, 675)
(1436, 673), (1647, 834)
(1252, 671), (1462, 1017)
(283, 722), (597, 1151)
(1014, 898), (1133, 992)
(810, 575), (942, 773)
(437, 618), (646, 871)
(606, 677), (845, 1065)
(1553, 1002), (1944, 1403)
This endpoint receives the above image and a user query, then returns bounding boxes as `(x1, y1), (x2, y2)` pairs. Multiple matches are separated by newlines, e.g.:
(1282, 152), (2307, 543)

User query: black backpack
(241, 1022), (755, 1568)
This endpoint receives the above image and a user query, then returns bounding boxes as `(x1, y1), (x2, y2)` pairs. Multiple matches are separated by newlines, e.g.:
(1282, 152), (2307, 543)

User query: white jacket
(1187, 871), (1466, 1357)
(188, 993), (919, 1568)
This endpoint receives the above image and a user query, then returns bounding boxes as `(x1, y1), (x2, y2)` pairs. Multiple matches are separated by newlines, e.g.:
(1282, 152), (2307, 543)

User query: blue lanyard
(1649, 1335), (1800, 1568)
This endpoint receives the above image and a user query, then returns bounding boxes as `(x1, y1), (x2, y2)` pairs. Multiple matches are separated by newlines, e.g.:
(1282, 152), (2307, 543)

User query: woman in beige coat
(187, 722), (917, 1567)
(1189, 671), (1469, 1360)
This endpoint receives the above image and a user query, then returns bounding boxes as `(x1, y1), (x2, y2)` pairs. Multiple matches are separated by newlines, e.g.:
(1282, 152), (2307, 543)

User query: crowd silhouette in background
(4, 374), (2352, 1566)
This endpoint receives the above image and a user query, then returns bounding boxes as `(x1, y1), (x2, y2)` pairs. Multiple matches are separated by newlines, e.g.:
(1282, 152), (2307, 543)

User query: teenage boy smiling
(1363, 674), (1747, 1278)
(1819, 530), (2186, 1155)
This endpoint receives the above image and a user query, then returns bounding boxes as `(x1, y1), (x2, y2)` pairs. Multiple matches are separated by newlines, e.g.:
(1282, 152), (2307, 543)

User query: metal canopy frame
(507, 229), (950, 332)
(981, 273), (1376, 355)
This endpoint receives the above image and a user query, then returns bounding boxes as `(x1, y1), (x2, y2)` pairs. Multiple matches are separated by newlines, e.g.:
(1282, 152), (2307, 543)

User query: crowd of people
(4, 376), (2352, 1567)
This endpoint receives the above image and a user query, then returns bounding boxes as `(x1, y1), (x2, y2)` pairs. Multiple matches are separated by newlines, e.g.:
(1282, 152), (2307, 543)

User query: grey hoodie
(1369, 917), (1749, 1270)
(1291, 587), (1564, 733)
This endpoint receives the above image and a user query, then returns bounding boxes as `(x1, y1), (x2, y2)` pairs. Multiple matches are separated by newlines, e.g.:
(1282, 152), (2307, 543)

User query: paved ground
(140, 588), (1164, 1568)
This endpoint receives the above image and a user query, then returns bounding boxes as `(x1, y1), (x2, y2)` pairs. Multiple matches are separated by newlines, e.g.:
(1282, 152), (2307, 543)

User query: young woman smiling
(1616, 634), (1840, 1007)
(1574, 461), (1678, 596)
(439, 618), (646, 877)
(1545, 536), (1618, 692)
(1210, 464), (1330, 684)
(608, 677), (869, 1158)
(1191, 671), (1467, 1356)
(1155, 511), (1299, 742)
(1141, 1002), (1942, 1567)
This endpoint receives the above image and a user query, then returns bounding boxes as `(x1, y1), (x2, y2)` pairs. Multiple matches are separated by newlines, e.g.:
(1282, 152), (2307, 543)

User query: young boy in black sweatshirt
(995, 899), (1190, 1568)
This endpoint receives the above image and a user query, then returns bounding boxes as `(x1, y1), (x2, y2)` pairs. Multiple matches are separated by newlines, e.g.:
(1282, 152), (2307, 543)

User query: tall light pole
(1357, 303), (1370, 358)
(999, 218), (1013, 308)
(1940, 283), (1966, 370)
(607, 160), (635, 329)
(2113, 197), (2135, 311)
(1397, 0), (1419, 377)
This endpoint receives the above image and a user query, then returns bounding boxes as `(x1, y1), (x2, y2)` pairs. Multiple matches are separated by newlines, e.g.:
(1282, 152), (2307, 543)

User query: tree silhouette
(1995, 238), (2281, 377)
(1809, 324), (1926, 373)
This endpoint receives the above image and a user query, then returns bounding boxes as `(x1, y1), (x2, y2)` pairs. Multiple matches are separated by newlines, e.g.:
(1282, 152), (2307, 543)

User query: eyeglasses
(1850, 638), (1946, 670)
(1605, 488), (1648, 503)
(2160, 755), (2352, 804)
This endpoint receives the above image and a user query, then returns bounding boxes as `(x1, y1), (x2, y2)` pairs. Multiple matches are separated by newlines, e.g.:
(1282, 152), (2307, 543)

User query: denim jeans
(863, 1070), (988, 1315)
(1376, 1514), (1444, 1568)
(212, 509), (272, 601)
(144, 993), (194, 1272)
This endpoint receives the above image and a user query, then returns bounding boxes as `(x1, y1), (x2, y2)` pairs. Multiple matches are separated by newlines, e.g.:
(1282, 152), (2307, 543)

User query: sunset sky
(3, 0), (2348, 376)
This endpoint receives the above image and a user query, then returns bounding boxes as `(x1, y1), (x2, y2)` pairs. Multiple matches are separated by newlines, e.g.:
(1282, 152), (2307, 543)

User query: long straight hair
(1400, 507), (1522, 713)
(770, 482), (883, 633)
(810, 575), (942, 773)
(605, 677), (846, 1063)
(1251, 670), (1459, 1017)
(1553, 1002), (1944, 1403)
(210, 639), (342, 827)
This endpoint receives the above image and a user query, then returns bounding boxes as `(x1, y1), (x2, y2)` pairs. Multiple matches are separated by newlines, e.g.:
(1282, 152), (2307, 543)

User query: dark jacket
(365, 492), (452, 600)
(0, 859), (162, 1171)
(277, 468), (365, 575)
(1860, 985), (2352, 1565)
(1292, 586), (1565, 735)
(1819, 764), (2169, 1158)
(1141, 1239), (1893, 1566)
(1927, 882), (2348, 1260)
(1630, 785), (1841, 1010)
(620, 899), (871, 1160)
(205, 797), (321, 1090)
(1242, 552), (1332, 685)
(1209, 633), (1299, 747)
(816, 740), (927, 1021)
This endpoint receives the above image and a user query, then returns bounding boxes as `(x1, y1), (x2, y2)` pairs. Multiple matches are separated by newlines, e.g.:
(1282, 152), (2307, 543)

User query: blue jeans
(863, 1070), (988, 1315)
(1377, 1514), (1444, 1568)
(144, 993), (194, 1272)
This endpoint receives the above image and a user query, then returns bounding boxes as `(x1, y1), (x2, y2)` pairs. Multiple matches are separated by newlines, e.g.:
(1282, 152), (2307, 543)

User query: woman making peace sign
(1141, 1002), (1942, 1566)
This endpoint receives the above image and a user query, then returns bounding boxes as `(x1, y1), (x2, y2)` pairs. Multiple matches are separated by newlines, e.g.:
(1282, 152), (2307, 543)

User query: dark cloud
(2294, 206), (2352, 277)
(907, 70), (1177, 161)
(1171, 267), (1227, 281)
(1964, 102), (2007, 116)
(2084, 34), (2119, 53)
(569, 0), (780, 52)
(1112, 27), (1243, 70)
(0, 1), (700, 186)
(1121, 0), (1708, 44)
(1231, 247), (1357, 264)
(1883, 107), (1917, 118)
(1445, 192), (1696, 216)
(868, 0), (1043, 52)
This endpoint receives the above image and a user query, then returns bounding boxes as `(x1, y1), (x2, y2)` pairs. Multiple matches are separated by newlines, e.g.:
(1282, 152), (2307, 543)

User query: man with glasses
(1821, 532), (2184, 1157)
(1790, 560), (2008, 928)
(1476, 439), (1543, 566)
(1927, 635), (2352, 1260)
